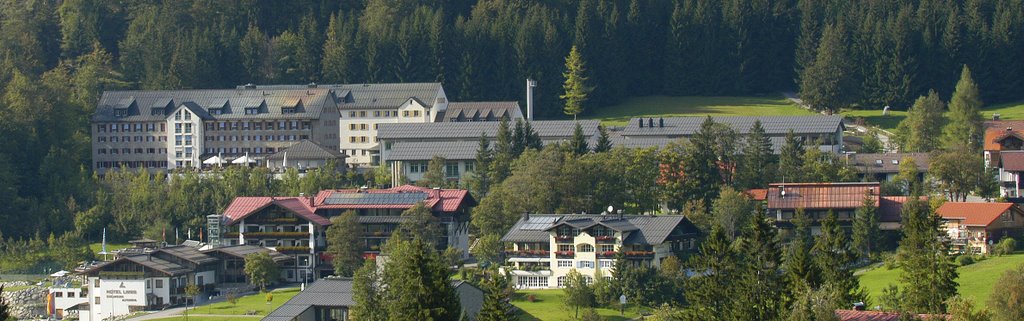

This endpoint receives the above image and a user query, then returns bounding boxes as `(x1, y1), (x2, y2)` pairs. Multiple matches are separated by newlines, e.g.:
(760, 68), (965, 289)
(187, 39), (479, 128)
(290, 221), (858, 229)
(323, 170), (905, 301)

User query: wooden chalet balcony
(623, 251), (655, 259)
(594, 236), (616, 243)
(554, 235), (574, 243)
(276, 246), (311, 254)
(554, 250), (574, 258)
(224, 231), (309, 238)
(505, 250), (550, 258)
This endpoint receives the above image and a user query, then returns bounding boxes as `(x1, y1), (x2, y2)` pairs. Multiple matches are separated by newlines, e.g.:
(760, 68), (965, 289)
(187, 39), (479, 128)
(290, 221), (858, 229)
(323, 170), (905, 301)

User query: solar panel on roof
(520, 216), (559, 230)
(324, 192), (428, 205)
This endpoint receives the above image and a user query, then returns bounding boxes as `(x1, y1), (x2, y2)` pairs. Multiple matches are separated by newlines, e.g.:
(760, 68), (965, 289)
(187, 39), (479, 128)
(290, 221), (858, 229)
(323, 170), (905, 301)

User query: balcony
(597, 251), (616, 258)
(623, 251), (655, 259)
(554, 251), (575, 258)
(594, 236), (616, 243)
(276, 246), (311, 254)
(505, 250), (550, 258)
(554, 235), (573, 243)
(227, 231), (309, 238)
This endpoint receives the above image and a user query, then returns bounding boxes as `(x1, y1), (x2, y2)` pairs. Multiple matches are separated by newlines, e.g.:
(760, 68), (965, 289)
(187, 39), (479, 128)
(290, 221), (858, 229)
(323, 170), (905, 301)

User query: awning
(232, 155), (257, 164)
(50, 270), (68, 277)
(203, 156), (225, 165)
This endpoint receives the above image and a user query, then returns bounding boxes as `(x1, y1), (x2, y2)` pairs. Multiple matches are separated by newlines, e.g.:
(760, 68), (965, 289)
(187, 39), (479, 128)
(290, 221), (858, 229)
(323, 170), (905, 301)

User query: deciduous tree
(244, 252), (279, 292)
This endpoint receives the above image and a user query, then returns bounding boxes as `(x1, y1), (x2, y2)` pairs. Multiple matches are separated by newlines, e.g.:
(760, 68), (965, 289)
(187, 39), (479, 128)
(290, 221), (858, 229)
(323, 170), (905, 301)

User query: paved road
(782, 91), (895, 152)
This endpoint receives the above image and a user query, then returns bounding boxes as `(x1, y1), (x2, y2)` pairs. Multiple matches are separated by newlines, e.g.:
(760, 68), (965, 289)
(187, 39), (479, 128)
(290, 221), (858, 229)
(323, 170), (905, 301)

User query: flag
(162, 227), (166, 243)
(199, 228), (204, 242)
(175, 228), (179, 244)
(101, 228), (107, 254)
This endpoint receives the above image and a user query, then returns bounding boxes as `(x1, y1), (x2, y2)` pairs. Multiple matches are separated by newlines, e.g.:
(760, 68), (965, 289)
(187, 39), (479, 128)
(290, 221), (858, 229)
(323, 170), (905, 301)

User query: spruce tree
(684, 226), (741, 320)
(522, 121), (542, 151)
(594, 125), (612, 153)
(800, 23), (855, 112)
(898, 196), (958, 313)
(352, 259), (387, 321)
(398, 202), (441, 247)
(735, 204), (786, 321)
(944, 65), (984, 150)
(326, 210), (363, 277)
(786, 208), (818, 291)
(561, 45), (590, 120)
(851, 193), (880, 259)
(490, 118), (513, 185)
(684, 117), (723, 208)
(467, 134), (491, 198)
(381, 238), (462, 321)
(477, 268), (513, 321)
(570, 122), (589, 155)
(512, 119), (526, 157)
(812, 211), (862, 305)
(738, 120), (775, 189)
(779, 130), (805, 183)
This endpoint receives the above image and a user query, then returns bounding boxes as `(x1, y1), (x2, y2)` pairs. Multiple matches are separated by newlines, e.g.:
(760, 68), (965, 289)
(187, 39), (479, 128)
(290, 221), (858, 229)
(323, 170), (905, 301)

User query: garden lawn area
(588, 95), (815, 126)
(856, 253), (1024, 308)
(89, 242), (132, 257)
(188, 287), (301, 316)
(843, 100), (1024, 131)
(145, 316), (261, 321)
(1, 284), (32, 292)
(512, 289), (643, 321)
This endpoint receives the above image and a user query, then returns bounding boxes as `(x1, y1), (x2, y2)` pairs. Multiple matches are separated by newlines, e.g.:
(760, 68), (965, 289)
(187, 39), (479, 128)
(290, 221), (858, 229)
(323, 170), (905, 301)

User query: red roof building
(220, 185), (476, 280)
(937, 202), (1024, 254)
(766, 182), (879, 234)
(983, 120), (1024, 198)
(834, 310), (948, 321)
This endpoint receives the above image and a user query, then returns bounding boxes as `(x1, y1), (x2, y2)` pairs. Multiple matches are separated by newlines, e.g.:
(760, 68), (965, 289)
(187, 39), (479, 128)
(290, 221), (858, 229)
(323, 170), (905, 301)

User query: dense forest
(0, 0), (1021, 263)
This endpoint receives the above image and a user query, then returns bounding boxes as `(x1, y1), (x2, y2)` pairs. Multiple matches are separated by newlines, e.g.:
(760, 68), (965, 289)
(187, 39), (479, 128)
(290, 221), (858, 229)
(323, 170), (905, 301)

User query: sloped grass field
(189, 287), (301, 315)
(512, 289), (643, 321)
(589, 95), (815, 126)
(843, 100), (1024, 130)
(856, 253), (1024, 309)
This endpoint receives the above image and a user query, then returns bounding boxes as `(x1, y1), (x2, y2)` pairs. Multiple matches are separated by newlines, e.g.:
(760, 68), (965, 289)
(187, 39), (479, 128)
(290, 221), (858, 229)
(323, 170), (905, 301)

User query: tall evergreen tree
(326, 210), (363, 277)
(779, 130), (805, 183)
(737, 120), (775, 189)
(786, 208), (818, 292)
(898, 196), (959, 313)
(397, 202), (441, 247)
(944, 65), (984, 150)
(851, 192), (880, 259)
(522, 120), (543, 151)
(570, 122), (589, 155)
(812, 211), (863, 305)
(381, 237), (462, 321)
(594, 125), (612, 153)
(800, 23), (855, 112)
(684, 116), (724, 208)
(512, 119), (526, 157)
(895, 90), (945, 152)
(477, 268), (513, 321)
(351, 259), (387, 321)
(561, 45), (590, 120)
(467, 134), (492, 198)
(684, 226), (741, 320)
(490, 117), (514, 185)
(734, 204), (786, 321)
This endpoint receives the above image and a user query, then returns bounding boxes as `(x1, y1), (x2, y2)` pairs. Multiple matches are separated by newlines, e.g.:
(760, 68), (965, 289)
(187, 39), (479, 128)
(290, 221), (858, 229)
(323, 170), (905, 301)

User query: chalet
(500, 213), (699, 289)
(222, 196), (329, 282)
(766, 182), (879, 234)
(835, 309), (948, 321)
(983, 120), (1024, 198)
(937, 202), (1024, 254)
(846, 153), (929, 183)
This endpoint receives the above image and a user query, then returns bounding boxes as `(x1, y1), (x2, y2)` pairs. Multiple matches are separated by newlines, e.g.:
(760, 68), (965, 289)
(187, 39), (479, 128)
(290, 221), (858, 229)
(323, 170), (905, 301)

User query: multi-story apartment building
(221, 185), (475, 279)
(91, 87), (341, 173)
(499, 213), (699, 289)
(765, 182), (879, 236)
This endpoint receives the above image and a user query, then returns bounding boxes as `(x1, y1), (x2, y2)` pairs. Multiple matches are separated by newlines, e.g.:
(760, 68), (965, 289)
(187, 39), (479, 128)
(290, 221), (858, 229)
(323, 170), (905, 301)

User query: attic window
(245, 107), (260, 115)
(282, 107), (296, 114)
(874, 159), (883, 165)
(210, 108), (222, 115)
(114, 108), (128, 117)
(891, 159), (899, 165)
(151, 108), (164, 116)
(436, 97), (446, 103)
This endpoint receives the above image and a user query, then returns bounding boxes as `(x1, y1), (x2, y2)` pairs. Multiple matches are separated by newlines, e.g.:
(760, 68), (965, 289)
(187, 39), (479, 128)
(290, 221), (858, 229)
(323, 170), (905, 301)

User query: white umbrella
(232, 152), (256, 164)
(203, 155), (223, 165)
(283, 152), (288, 168)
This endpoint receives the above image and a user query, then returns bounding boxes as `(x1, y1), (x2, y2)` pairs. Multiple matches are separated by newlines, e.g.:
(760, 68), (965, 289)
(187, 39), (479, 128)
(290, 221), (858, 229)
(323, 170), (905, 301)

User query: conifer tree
(512, 119), (526, 157)
(477, 268), (513, 321)
(786, 208), (818, 291)
(735, 204), (786, 321)
(895, 91), (945, 152)
(779, 130), (805, 183)
(522, 121), (542, 151)
(397, 202), (441, 247)
(418, 155), (447, 188)
(860, 130), (883, 154)
(851, 193), (880, 259)
(467, 134), (491, 198)
(684, 117), (723, 208)
(800, 23), (855, 112)
(490, 118), (513, 185)
(944, 65), (984, 150)
(738, 120), (775, 189)
(594, 125), (612, 153)
(570, 122), (589, 155)
(351, 259), (386, 321)
(380, 238), (461, 321)
(684, 226), (741, 320)
(561, 45), (590, 120)
(326, 210), (363, 277)
(812, 211), (863, 305)
(898, 196), (958, 313)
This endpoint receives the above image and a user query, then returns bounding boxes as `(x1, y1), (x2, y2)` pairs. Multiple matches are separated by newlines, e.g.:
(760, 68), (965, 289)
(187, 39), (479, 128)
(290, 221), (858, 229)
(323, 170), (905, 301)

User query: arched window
(577, 244), (594, 252)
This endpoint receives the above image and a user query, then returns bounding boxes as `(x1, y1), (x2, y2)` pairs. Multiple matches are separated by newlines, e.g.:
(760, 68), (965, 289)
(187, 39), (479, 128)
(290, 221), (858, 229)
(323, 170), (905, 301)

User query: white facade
(393, 159), (476, 185)
(85, 277), (154, 321)
(166, 106), (204, 169)
(339, 88), (448, 166)
(50, 286), (89, 319)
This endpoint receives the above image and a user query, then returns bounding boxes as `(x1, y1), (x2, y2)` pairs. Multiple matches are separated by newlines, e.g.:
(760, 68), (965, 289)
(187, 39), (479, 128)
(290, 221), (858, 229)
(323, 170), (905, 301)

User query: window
(557, 276), (567, 287)
(577, 244), (594, 252)
(350, 124), (357, 130)
(516, 276), (548, 288)
(98, 149), (106, 154)
(184, 123), (192, 133)
(175, 135), (182, 146)
(184, 112), (191, 120)
(360, 124), (367, 130)
(465, 162), (475, 172)
(403, 111), (410, 117)
(98, 124), (106, 133)
(115, 109), (128, 117)
(349, 111), (356, 117)
(359, 111), (366, 117)
(577, 261), (595, 269)
(94, 297), (100, 304)
(558, 244), (574, 252)
(374, 111), (381, 117)
(598, 260), (615, 268)
(557, 260), (573, 268)
(245, 108), (259, 115)
(155, 280), (163, 288)
(599, 244), (615, 252)
(282, 107), (296, 114)
(175, 123), (182, 133)
(55, 292), (63, 298)
(445, 162), (460, 178)
(410, 162), (428, 173)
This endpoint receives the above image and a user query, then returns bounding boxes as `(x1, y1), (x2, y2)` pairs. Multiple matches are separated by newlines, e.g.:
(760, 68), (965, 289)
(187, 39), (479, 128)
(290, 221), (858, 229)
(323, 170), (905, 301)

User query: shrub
(994, 237), (1017, 256)
(527, 294), (537, 302)
(227, 292), (238, 305)
(956, 255), (975, 266)
(883, 253), (899, 270)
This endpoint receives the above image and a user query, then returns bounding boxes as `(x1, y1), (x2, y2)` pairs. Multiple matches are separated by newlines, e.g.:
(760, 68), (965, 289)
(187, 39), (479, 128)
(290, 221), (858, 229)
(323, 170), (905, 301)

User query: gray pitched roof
(154, 245), (218, 265)
(388, 141), (483, 161)
(93, 88), (337, 122)
(265, 140), (346, 160)
(501, 214), (697, 245)
(264, 278), (355, 321)
(619, 116), (844, 137)
(242, 83), (442, 110)
(201, 245), (290, 262)
(442, 101), (524, 122)
(378, 120), (600, 141)
(848, 152), (930, 173)
(82, 254), (191, 276)
(454, 280), (484, 321)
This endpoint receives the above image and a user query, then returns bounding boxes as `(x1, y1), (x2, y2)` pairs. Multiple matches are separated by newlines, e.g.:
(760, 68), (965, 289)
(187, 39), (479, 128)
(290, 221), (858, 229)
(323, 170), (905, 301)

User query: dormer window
(210, 108), (222, 115)
(245, 108), (260, 115)
(436, 97), (446, 103)
(874, 159), (883, 166)
(151, 108), (164, 116)
(282, 107), (296, 114)
(891, 159), (899, 165)
(114, 108), (128, 117)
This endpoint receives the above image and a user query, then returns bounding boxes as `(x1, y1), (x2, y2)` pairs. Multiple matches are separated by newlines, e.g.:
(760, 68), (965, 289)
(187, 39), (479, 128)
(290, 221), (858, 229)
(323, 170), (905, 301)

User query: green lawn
(146, 316), (261, 321)
(588, 95), (815, 126)
(188, 287), (301, 316)
(512, 289), (643, 321)
(843, 100), (1024, 130)
(1, 284), (32, 292)
(856, 253), (1024, 308)
(89, 242), (132, 257)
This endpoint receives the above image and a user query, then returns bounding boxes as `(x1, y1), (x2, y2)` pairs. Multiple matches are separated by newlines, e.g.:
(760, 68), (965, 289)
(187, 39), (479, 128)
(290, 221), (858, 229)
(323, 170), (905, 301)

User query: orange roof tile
(936, 202), (1018, 227)
(767, 182), (879, 210)
(746, 188), (768, 201)
(835, 310), (948, 321)
(983, 120), (1024, 151)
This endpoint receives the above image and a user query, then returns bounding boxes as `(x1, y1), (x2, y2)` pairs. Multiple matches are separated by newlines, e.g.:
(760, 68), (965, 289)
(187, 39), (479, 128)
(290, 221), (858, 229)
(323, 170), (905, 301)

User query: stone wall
(1, 285), (47, 320)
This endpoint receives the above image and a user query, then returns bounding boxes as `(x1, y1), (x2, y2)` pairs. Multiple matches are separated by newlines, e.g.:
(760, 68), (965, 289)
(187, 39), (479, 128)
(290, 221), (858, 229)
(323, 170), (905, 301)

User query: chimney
(638, 119), (644, 128)
(526, 79), (537, 121)
(994, 113), (1001, 121)
(659, 118), (664, 128)
(523, 212), (530, 221)
(852, 302), (866, 311)
(648, 118), (654, 128)
(618, 210), (623, 221)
